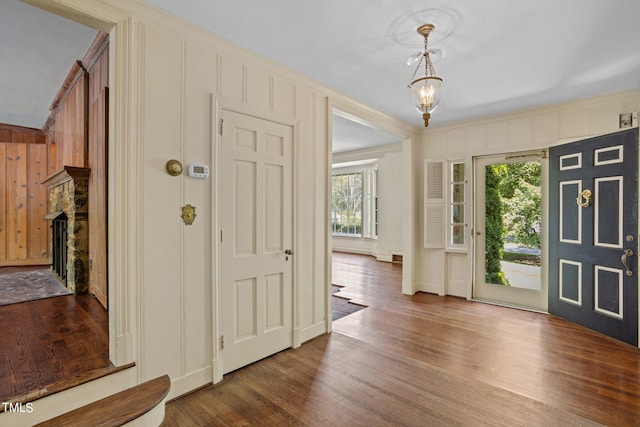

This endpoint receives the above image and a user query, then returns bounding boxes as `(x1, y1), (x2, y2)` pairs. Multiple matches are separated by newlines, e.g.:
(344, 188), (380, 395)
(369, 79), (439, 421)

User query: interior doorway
(329, 109), (407, 319)
(473, 152), (547, 311)
(0, 1), (114, 406)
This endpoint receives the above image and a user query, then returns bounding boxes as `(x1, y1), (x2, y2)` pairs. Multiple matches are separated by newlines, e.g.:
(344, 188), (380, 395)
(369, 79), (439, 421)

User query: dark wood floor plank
(0, 293), (116, 408)
(163, 252), (640, 425)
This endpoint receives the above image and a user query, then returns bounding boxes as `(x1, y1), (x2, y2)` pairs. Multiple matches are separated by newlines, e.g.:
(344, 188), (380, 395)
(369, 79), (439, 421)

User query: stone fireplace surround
(43, 166), (90, 294)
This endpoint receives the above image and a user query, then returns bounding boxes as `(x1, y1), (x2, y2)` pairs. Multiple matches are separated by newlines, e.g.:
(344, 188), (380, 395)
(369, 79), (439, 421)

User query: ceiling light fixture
(408, 24), (443, 128)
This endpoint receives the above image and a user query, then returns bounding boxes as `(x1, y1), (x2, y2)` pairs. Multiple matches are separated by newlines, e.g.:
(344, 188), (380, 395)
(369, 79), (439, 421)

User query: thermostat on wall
(188, 162), (209, 178)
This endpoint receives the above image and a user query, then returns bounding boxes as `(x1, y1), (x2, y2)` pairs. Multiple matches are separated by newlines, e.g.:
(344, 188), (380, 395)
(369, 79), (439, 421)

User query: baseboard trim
(299, 321), (327, 344)
(212, 357), (223, 384)
(167, 366), (212, 400)
(418, 282), (444, 296)
(332, 247), (376, 257)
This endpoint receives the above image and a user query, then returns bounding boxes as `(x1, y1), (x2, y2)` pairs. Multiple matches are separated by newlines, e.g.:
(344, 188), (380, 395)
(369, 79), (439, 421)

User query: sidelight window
(449, 161), (466, 247)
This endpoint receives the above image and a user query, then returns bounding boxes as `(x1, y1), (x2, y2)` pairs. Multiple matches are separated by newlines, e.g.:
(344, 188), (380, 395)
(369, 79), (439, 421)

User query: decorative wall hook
(181, 204), (196, 225)
(576, 189), (592, 208)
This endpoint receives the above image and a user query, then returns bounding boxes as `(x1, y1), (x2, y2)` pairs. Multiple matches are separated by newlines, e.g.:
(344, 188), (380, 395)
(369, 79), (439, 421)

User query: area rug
(332, 284), (367, 321)
(0, 269), (71, 306)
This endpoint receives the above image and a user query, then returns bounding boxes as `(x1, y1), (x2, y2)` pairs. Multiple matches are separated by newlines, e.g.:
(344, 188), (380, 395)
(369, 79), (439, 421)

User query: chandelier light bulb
(411, 77), (442, 114)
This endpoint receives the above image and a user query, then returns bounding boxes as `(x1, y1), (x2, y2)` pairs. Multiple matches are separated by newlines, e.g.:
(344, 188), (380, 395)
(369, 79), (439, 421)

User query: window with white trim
(449, 161), (466, 247)
(332, 166), (377, 238)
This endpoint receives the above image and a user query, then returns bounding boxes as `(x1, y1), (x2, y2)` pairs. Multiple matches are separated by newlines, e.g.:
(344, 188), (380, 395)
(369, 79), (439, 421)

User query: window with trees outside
(332, 168), (377, 238)
(449, 162), (466, 246)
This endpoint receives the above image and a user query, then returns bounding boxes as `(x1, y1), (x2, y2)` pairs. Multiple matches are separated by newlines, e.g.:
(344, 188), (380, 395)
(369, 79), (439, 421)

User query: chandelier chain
(407, 57), (423, 87)
(424, 32), (436, 77)
(407, 30), (437, 87)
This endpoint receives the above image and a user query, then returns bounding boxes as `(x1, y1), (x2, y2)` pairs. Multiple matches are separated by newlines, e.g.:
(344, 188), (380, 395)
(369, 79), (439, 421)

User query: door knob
(285, 249), (293, 261)
(621, 249), (634, 276)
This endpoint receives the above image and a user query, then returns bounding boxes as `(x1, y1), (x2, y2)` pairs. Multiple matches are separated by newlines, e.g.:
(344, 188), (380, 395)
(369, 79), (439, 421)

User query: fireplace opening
(51, 212), (68, 284)
(43, 166), (90, 294)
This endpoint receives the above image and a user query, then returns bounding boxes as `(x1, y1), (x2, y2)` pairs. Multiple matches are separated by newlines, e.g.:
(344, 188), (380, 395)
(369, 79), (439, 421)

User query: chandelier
(407, 24), (443, 128)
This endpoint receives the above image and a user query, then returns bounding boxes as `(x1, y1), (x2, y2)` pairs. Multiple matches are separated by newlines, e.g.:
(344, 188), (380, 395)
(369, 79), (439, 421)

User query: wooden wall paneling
(0, 125), (49, 266)
(56, 107), (66, 169)
(87, 88), (108, 307)
(0, 124), (47, 145)
(54, 80), (87, 169)
(27, 143), (48, 260)
(0, 143), (6, 262)
(48, 60), (89, 170)
(6, 143), (28, 261)
(12, 129), (32, 144)
(83, 68), (90, 168)
(0, 128), (10, 143)
(47, 132), (58, 177)
(88, 42), (109, 308)
(73, 81), (87, 167)
(58, 101), (67, 167)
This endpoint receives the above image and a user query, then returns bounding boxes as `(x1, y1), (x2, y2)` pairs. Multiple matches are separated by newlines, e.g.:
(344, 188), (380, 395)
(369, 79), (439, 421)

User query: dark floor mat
(0, 269), (70, 306)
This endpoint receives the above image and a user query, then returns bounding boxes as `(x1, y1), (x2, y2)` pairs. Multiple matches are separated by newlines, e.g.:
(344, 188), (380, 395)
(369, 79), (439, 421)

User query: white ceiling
(3, 0), (640, 152)
(332, 113), (401, 153)
(0, 1), (97, 129)
(146, 0), (640, 131)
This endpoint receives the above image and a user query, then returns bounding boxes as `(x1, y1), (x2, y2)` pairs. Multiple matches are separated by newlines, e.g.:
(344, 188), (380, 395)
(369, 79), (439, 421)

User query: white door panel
(221, 110), (293, 373)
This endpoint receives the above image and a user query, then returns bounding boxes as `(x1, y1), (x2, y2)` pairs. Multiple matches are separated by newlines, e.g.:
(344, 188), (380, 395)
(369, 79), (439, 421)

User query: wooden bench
(34, 375), (171, 427)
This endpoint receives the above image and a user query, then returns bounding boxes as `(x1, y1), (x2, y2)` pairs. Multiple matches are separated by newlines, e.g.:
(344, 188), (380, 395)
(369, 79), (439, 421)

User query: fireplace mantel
(42, 166), (91, 189)
(43, 166), (91, 294)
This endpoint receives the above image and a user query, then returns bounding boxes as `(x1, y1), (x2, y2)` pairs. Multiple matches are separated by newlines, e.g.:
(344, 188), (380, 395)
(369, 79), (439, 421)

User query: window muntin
(449, 162), (466, 246)
(331, 166), (378, 238)
(332, 172), (363, 237)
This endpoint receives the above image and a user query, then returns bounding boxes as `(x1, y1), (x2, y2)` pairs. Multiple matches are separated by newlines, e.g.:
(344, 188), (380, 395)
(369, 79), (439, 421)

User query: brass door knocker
(576, 189), (592, 208)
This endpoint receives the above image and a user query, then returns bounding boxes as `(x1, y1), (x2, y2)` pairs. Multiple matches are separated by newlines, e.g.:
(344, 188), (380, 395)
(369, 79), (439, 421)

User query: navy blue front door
(549, 128), (638, 346)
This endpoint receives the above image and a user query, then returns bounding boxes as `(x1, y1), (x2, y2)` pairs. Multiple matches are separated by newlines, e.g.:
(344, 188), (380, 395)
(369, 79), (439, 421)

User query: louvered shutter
(424, 160), (445, 248)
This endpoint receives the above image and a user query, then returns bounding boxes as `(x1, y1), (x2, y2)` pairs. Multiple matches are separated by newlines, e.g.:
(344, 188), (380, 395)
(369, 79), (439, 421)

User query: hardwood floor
(0, 289), (119, 409)
(163, 252), (640, 426)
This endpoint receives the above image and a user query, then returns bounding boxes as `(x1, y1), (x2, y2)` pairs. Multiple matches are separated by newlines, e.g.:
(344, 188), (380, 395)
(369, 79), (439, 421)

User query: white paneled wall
(376, 151), (404, 260)
(136, 22), (331, 396)
(142, 25), (185, 382)
(420, 90), (640, 297)
(2, 1), (412, 423)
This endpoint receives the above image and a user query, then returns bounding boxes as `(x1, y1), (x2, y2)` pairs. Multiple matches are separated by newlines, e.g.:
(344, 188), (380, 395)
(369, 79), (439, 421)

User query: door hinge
(219, 118), (224, 135)
(220, 335), (225, 350)
(220, 229), (223, 243)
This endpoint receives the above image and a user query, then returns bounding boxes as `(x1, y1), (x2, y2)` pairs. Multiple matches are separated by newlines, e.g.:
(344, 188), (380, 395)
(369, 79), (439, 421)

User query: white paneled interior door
(220, 110), (293, 374)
